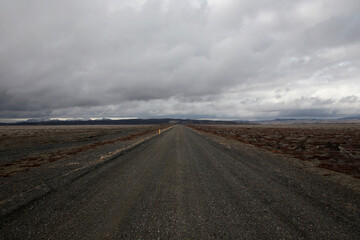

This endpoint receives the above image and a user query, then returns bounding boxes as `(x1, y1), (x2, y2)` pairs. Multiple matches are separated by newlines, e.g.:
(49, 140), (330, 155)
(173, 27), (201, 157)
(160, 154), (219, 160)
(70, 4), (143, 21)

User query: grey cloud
(304, 15), (360, 49)
(340, 95), (360, 103)
(0, 0), (359, 120)
(278, 108), (339, 118)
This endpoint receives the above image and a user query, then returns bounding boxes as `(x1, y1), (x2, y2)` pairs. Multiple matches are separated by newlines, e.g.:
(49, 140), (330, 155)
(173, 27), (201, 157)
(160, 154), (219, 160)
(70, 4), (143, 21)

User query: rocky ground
(0, 125), (169, 217)
(188, 124), (360, 179)
(1, 125), (359, 239)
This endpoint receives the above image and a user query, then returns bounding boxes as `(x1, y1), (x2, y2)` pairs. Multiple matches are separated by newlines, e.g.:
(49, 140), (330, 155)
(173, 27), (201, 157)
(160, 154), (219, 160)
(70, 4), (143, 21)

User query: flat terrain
(1, 125), (359, 239)
(0, 125), (168, 216)
(0, 125), (165, 170)
(190, 124), (360, 178)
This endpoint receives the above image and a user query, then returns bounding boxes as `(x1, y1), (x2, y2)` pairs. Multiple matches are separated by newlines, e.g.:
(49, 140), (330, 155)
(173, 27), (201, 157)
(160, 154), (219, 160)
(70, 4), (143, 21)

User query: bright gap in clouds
(0, 0), (359, 120)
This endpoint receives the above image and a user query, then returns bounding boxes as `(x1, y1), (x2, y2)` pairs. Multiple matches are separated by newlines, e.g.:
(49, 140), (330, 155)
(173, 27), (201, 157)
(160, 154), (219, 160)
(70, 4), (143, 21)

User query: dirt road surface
(1, 125), (359, 239)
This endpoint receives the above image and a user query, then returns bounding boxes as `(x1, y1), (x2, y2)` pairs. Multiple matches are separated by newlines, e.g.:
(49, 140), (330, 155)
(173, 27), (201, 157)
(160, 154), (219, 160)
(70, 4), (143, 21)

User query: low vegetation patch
(0, 125), (169, 177)
(189, 124), (360, 179)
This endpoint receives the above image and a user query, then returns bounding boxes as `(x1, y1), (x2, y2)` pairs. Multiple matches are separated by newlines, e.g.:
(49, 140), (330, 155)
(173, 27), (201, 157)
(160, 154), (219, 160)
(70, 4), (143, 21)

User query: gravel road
(1, 125), (359, 239)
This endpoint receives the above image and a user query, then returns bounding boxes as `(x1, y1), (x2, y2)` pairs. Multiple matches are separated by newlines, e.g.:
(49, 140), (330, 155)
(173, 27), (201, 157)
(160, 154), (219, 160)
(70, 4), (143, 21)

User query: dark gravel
(1, 125), (359, 239)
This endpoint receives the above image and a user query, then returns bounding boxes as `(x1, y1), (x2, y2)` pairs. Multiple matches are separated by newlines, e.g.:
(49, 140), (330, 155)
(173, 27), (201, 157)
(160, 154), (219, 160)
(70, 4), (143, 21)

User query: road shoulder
(188, 126), (360, 195)
(0, 126), (173, 218)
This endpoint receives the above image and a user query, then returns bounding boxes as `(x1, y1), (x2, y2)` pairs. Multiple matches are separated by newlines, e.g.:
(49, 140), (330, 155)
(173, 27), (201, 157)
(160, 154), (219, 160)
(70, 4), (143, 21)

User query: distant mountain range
(0, 118), (246, 125)
(340, 116), (360, 120)
(1, 116), (359, 125)
(258, 116), (360, 124)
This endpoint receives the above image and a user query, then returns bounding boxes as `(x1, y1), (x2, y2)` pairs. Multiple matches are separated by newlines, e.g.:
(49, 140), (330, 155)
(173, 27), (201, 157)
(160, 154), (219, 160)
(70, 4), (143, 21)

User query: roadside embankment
(0, 125), (173, 217)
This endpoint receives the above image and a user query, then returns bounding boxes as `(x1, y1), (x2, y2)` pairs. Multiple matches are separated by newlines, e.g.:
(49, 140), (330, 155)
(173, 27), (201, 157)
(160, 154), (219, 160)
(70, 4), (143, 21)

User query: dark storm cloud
(0, 0), (359, 120)
(278, 108), (339, 118)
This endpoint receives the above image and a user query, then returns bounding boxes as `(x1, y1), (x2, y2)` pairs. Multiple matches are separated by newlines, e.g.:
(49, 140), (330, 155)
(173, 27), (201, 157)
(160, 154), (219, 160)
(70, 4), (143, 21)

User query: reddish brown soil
(0, 125), (157, 151)
(0, 126), (169, 177)
(189, 124), (360, 179)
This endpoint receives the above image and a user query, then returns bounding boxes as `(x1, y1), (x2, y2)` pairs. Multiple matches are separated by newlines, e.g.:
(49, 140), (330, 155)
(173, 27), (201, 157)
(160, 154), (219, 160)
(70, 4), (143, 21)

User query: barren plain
(0, 125), (169, 216)
(1, 125), (359, 239)
(189, 124), (360, 179)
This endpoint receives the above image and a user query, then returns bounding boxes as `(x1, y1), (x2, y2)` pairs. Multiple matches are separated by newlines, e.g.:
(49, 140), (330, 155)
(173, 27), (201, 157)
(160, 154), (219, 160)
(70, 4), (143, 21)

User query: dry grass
(0, 125), (168, 177)
(189, 124), (360, 179)
(0, 125), (153, 150)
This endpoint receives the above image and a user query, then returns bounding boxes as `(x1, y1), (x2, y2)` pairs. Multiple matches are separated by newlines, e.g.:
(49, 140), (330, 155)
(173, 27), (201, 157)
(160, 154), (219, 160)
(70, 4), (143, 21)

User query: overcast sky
(1, 0), (359, 120)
